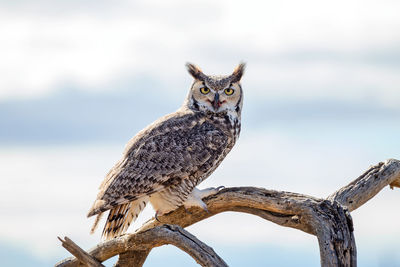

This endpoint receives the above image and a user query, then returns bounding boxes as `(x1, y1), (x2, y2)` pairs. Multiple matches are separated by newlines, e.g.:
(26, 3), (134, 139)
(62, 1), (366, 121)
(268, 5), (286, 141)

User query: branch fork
(56, 159), (400, 267)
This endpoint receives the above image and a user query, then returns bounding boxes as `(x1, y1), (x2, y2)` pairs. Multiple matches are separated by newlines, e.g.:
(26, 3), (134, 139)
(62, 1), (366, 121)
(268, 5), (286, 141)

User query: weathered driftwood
(58, 237), (104, 267)
(56, 159), (400, 267)
(56, 224), (227, 267)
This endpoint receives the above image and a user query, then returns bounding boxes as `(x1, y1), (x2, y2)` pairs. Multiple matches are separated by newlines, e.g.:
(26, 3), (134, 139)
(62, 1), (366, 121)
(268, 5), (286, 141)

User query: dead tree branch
(328, 159), (400, 211)
(56, 224), (227, 267)
(57, 236), (104, 267)
(56, 159), (400, 267)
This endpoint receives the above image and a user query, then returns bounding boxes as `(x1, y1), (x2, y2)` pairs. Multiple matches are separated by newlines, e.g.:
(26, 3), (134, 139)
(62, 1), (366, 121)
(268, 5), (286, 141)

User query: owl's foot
(155, 211), (162, 222)
(183, 186), (224, 213)
(183, 195), (209, 213)
(197, 186), (225, 198)
(155, 209), (173, 222)
(184, 206), (192, 215)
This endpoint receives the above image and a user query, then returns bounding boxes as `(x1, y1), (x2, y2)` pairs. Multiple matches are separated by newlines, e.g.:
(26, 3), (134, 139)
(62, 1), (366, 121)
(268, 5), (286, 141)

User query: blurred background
(0, 0), (399, 266)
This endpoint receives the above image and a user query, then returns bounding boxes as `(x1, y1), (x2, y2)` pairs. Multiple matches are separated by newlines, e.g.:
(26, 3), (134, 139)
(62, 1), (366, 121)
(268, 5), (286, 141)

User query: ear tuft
(231, 62), (246, 83)
(186, 63), (205, 81)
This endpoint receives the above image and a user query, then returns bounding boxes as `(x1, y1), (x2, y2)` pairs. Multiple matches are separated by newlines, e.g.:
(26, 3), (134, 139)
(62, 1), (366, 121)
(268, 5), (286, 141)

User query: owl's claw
(195, 200), (210, 214)
(203, 205), (210, 214)
(183, 187), (224, 213)
(197, 186), (224, 199)
(155, 212), (162, 222)
(184, 207), (192, 215)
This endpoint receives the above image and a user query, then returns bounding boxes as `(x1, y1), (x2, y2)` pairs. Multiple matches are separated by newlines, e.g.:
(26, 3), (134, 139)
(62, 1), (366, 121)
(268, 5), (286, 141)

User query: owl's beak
(211, 93), (221, 111)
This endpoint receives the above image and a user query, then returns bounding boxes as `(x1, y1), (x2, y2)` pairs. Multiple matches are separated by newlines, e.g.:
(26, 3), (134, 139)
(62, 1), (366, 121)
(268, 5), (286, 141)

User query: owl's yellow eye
(200, 87), (210, 95)
(224, 88), (234, 95)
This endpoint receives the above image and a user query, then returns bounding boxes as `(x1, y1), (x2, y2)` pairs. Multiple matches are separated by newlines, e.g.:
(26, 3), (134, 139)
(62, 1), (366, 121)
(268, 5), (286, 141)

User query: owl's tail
(90, 197), (149, 240)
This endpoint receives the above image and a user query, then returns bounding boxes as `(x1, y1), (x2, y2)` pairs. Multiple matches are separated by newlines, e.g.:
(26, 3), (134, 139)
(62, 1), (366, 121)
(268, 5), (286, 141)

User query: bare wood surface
(57, 224), (227, 267)
(138, 188), (318, 235)
(311, 201), (356, 267)
(390, 179), (400, 189)
(57, 236), (104, 267)
(114, 250), (150, 267)
(328, 159), (400, 211)
(56, 159), (400, 267)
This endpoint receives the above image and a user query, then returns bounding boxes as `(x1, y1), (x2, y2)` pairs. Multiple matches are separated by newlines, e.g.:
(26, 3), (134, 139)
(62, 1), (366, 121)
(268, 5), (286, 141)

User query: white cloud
(0, 0), (399, 106)
(245, 61), (400, 107)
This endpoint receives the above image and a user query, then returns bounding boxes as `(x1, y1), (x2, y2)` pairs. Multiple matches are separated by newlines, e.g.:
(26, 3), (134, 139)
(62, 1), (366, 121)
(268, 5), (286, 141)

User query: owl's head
(184, 63), (245, 115)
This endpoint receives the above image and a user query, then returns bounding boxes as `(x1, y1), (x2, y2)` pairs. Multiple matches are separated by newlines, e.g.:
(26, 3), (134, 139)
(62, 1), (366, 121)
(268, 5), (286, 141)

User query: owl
(87, 63), (245, 240)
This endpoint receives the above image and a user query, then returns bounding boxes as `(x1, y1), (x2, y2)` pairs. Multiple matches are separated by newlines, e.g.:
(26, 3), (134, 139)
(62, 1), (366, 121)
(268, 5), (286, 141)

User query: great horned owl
(87, 63), (245, 239)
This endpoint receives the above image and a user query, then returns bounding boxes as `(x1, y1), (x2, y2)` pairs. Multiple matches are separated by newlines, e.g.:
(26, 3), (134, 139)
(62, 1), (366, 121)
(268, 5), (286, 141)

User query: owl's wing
(87, 112), (227, 217)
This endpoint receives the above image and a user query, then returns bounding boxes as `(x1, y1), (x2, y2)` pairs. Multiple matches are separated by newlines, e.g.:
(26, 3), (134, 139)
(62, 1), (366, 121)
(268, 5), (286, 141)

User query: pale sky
(0, 0), (399, 266)
(1, 0), (400, 103)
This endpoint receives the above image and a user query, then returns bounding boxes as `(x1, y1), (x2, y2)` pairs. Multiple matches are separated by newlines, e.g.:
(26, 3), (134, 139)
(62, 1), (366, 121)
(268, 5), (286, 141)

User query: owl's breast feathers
(87, 108), (240, 217)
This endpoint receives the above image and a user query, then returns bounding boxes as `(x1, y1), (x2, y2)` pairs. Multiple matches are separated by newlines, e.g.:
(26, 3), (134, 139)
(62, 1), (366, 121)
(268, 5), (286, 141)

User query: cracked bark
(56, 159), (400, 267)
(114, 250), (150, 267)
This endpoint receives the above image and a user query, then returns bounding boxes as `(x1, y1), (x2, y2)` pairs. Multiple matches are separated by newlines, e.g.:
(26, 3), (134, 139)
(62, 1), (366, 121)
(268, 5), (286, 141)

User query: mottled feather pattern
(88, 63), (245, 240)
(88, 110), (232, 216)
(102, 198), (148, 240)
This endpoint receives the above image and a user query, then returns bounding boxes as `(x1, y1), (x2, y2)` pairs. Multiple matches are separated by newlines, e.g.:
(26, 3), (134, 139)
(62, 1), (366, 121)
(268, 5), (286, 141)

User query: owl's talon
(184, 207), (192, 215)
(155, 212), (162, 222)
(203, 206), (210, 214)
(196, 187), (223, 199)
